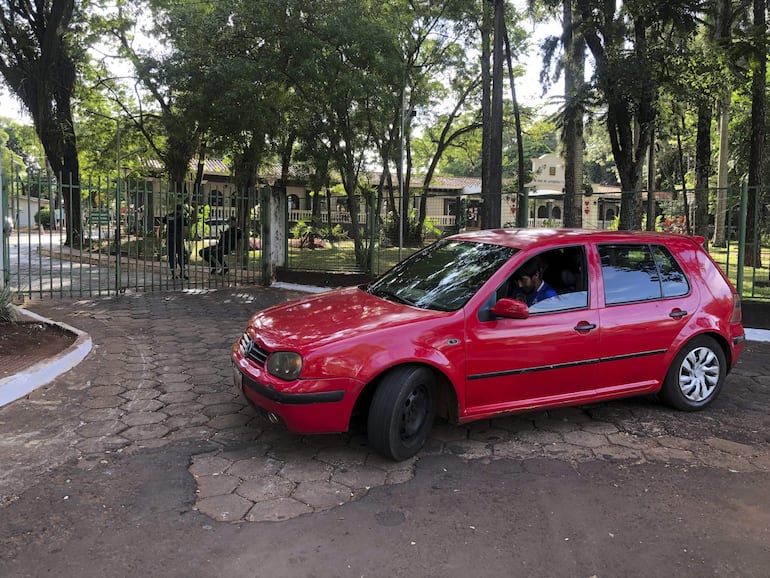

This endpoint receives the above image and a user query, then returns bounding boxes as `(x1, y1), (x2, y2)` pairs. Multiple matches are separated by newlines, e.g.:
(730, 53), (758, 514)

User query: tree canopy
(0, 0), (768, 244)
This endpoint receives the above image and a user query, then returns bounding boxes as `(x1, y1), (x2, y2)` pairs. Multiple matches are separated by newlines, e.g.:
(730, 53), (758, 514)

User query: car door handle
(574, 322), (596, 333)
(669, 309), (688, 319)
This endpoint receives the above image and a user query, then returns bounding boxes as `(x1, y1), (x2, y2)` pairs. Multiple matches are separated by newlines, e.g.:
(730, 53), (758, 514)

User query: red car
(232, 229), (745, 460)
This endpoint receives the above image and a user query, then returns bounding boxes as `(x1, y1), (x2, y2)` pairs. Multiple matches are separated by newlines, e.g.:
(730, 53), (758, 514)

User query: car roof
(447, 228), (703, 250)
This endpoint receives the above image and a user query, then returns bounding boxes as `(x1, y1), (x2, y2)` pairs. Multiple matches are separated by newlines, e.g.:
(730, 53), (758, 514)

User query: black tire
(659, 336), (726, 411)
(367, 365), (436, 461)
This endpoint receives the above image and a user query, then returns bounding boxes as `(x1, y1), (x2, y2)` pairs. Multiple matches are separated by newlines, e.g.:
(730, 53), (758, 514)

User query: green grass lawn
(286, 240), (422, 275)
(707, 244), (770, 300)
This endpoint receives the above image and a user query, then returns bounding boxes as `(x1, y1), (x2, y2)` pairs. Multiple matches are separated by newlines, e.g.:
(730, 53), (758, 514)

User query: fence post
(368, 193), (376, 276)
(259, 184), (287, 286)
(0, 155), (6, 287)
(737, 180), (748, 297)
(259, 186), (271, 285)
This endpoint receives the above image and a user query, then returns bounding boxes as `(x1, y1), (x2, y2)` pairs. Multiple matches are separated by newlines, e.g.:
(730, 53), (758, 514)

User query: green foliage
(381, 208), (429, 246)
(35, 207), (51, 228)
(291, 220), (349, 249)
(0, 284), (17, 323)
(188, 204), (211, 241)
(319, 224), (349, 245)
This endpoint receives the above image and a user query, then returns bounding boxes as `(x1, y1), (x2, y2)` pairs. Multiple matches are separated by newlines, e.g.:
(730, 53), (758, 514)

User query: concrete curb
(745, 328), (770, 343)
(0, 306), (92, 408)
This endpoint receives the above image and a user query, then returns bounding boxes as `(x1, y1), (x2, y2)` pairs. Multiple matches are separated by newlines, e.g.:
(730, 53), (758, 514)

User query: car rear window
(599, 243), (690, 305)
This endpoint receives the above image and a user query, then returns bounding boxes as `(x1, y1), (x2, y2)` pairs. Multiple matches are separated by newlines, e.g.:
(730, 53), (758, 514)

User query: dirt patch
(0, 321), (77, 378)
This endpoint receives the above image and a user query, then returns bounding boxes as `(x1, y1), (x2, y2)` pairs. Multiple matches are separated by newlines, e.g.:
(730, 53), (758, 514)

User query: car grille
(239, 333), (269, 366)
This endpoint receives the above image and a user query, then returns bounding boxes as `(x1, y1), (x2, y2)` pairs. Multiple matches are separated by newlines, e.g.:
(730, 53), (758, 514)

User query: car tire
(660, 335), (726, 411)
(367, 365), (436, 461)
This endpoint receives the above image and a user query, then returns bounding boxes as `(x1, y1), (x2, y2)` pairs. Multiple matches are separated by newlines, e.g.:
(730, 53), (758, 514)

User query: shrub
(35, 206), (51, 228)
(0, 284), (17, 323)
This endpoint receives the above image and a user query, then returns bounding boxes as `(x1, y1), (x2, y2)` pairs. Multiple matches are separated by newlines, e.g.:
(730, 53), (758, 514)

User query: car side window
(599, 243), (690, 305)
(651, 245), (690, 297)
(501, 246), (589, 313)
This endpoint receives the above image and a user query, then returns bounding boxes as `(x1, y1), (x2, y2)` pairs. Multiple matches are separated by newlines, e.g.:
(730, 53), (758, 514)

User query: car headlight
(266, 352), (303, 381)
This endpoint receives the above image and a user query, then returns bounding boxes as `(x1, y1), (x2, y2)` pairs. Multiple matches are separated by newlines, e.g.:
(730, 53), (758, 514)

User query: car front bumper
(232, 364), (361, 434)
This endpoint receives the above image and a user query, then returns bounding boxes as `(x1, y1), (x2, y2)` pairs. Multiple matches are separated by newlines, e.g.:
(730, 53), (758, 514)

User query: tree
(0, 0), (86, 244)
(414, 79), (482, 240)
(484, 0), (504, 230)
(560, 0), (586, 228)
(711, 0), (735, 248)
(281, 0), (402, 269)
(537, 0), (588, 228)
(744, 0), (766, 267)
(385, 0), (487, 242)
(110, 0), (209, 193)
(656, 27), (726, 239)
(574, 0), (659, 230)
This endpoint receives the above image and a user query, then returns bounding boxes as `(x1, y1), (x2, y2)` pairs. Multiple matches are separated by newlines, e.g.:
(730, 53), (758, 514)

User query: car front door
(463, 246), (600, 418)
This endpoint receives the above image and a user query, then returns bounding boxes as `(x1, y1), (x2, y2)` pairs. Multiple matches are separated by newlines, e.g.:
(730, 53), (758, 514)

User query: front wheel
(659, 336), (726, 411)
(367, 365), (436, 461)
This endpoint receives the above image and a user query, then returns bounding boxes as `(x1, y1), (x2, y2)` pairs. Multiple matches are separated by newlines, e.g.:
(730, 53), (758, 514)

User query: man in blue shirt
(512, 257), (557, 307)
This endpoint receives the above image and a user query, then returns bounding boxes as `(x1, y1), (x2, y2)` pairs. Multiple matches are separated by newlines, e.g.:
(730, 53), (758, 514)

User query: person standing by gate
(163, 204), (189, 279)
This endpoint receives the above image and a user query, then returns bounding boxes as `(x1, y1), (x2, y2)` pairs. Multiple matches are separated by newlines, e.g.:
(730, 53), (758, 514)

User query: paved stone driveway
(3, 288), (769, 524)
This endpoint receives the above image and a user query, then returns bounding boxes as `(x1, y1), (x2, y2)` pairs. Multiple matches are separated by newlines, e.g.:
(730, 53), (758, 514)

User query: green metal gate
(3, 173), (263, 299)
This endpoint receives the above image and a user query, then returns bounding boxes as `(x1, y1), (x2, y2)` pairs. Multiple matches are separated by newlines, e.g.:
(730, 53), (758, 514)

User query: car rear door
(463, 245), (601, 417)
(595, 242), (700, 395)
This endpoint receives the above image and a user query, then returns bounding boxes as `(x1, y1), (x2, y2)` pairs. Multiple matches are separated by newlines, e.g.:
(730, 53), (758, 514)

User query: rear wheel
(659, 336), (726, 411)
(367, 365), (436, 461)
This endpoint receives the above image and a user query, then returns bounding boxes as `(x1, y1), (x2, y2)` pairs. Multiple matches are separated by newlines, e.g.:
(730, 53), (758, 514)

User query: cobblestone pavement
(2, 288), (769, 524)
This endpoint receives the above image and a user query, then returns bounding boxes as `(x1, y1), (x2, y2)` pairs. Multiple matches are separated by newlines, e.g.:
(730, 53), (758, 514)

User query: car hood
(249, 286), (450, 351)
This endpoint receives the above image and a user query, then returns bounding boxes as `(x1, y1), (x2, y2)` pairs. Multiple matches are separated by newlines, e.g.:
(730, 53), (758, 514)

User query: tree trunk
(676, 114), (692, 235)
(578, 1), (656, 231)
(484, 0), (504, 230)
(502, 23), (527, 228)
(646, 125), (656, 231)
(744, 0), (766, 268)
(712, 94), (730, 247)
(711, 0), (733, 247)
(480, 0), (492, 207)
(694, 104), (711, 240)
(562, 0), (585, 229)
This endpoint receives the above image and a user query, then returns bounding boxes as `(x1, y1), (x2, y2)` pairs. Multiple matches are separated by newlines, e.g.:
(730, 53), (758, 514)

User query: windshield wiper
(374, 289), (415, 307)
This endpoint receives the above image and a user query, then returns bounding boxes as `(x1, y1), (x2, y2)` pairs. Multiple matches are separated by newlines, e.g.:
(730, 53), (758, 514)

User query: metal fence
(2, 173), (769, 301)
(2, 174), (262, 299)
(283, 185), (770, 300)
(284, 192), (459, 276)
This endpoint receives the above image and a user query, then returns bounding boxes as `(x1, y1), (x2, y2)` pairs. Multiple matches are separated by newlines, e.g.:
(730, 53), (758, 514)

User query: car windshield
(368, 239), (517, 311)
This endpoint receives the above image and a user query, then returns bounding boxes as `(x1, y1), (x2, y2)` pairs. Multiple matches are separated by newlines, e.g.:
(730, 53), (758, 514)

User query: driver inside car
(512, 257), (557, 307)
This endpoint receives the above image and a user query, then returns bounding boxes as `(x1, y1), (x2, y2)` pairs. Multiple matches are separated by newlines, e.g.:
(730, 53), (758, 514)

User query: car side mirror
(491, 298), (529, 319)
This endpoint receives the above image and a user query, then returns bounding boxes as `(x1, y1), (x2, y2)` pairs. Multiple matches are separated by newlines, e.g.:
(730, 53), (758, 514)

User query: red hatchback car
(232, 229), (745, 460)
